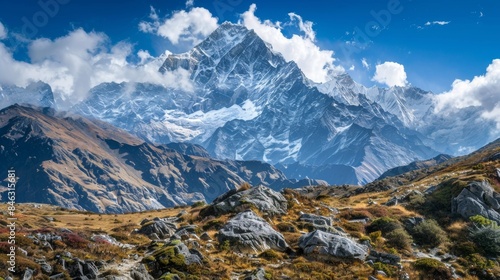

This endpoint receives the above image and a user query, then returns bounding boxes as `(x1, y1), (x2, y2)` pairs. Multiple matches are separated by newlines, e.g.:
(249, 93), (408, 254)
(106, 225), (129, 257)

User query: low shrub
(191, 201), (206, 208)
(367, 206), (389, 218)
(339, 209), (373, 220)
(277, 222), (298, 233)
(202, 219), (224, 231)
(259, 249), (282, 261)
(469, 225), (500, 257)
(414, 258), (452, 280)
(412, 219), (448, 247)
(366, 217), (402, 235)
(373, 262), (398, 277)
(61, 232), (89, 249)
(385, 228), (413, 251)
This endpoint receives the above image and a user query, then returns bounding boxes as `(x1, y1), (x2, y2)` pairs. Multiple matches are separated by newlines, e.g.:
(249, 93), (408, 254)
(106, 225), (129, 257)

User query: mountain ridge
(0, 104), (324, 213)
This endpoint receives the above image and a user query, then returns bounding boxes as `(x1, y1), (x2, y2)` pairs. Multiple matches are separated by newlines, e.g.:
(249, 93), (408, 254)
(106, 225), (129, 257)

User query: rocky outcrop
(452, 181), (500, 223)
(218, 210), (288, 253)
(299, 213), (334, 231)
(136, 218), (177, 240)
(201, 185), (288, 217)
(385, 190), (423, 206)
(367, 250), (401, 266)
(298, 230), (368, 261)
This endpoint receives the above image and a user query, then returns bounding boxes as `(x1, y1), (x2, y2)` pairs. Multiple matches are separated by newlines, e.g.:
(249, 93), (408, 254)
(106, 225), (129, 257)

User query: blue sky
(0, 0), (498, 93)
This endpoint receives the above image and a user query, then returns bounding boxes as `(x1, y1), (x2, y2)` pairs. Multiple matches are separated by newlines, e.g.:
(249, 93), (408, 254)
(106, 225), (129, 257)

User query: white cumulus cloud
(139, 6), (218, 48)
(434, 59), (500, 128)
(372, 61), (408, 87)
(240, 4), (344, 83)
(0, 22), (7, 40)
(0, 29), (193, 108)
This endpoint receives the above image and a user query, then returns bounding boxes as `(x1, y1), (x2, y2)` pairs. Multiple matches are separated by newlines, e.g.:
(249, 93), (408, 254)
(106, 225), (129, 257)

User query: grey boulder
(136, 217), (177, 239)
(202, 185), (288, 216)
(452, 181), (500, 223)
(298, 230), (368, 261)
(218, 210), (288, 253)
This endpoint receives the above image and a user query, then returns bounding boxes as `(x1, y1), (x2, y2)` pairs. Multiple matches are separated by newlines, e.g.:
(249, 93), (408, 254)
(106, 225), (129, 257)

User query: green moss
(373, 262), (398, 277)
(143, 255), (156, 262)
(414, 258), (447, 270)
(159, 273), (180, 280)
(469, 215), (499, 228)
(414, 258), (452, 279)
(154, 246), (186, 267)
(466, 253), (495, 270)
(170, 239), (182, 246)
(191, 201), (206, 208)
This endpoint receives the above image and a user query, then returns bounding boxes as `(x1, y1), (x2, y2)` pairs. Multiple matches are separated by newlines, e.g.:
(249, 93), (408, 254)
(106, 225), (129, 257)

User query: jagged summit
(4, 22), (493, 185)
(0, 81), (56, 110)
(71, 22), (440, 184)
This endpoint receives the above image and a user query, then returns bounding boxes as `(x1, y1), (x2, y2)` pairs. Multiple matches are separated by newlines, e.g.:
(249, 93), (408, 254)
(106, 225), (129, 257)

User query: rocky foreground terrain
(1, 138), (500, 279)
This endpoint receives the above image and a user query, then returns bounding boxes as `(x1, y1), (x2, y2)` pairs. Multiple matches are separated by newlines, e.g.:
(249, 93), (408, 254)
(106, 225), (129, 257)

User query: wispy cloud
(0, 22), (7, 40)
(361, 58), (370, 70)
(425, 21), (451, 26)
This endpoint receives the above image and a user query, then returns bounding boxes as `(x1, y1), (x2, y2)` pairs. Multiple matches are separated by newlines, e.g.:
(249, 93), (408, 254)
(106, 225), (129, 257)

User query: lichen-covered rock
(298, 230), (368, 261)
(142, 240), (203, 278)
(201, 186), (288, 217)
(452, 181), (500, 223)
(218, 210), (288, 253)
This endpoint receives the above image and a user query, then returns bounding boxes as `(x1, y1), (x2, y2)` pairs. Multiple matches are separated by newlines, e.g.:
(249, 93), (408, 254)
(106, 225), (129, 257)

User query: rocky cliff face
(0, 105), (320, 213)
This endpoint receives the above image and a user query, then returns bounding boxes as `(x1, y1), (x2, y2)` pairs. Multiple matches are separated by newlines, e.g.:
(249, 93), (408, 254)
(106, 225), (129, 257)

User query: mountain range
(0, 105), (321, 213)
(0, 22), (497, 186)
